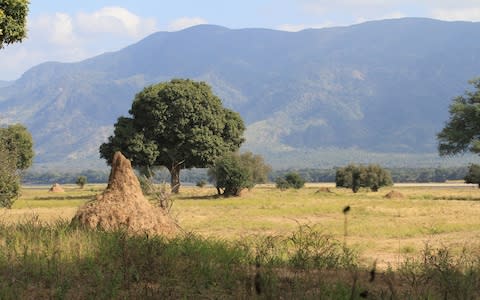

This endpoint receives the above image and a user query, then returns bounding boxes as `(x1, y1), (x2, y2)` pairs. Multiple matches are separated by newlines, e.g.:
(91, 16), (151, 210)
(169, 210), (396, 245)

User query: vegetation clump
(275, 172), (305, 190)
(76, 176), (87, 188)
(0, 0), (29, 48)
(195, 179), (207, 188)
(438, 78), (480, 157)
(208, 151), (271, 197)
(0, 144), (19, 208)
(0, 124), (33, 208)
(464, 163), (480, 188)
(336, 164), (393, 193)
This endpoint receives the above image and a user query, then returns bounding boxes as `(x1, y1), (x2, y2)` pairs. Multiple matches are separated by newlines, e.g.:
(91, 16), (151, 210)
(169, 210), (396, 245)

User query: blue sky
(0, 0), (479, 80)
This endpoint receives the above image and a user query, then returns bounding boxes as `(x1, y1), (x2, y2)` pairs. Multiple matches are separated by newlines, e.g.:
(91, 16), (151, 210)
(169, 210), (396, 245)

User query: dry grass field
(4, 182), (480, 269)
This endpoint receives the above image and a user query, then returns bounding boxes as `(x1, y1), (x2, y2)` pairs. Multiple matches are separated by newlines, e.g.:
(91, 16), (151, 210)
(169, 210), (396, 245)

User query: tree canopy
(100, 79), (245, 192)
(0, 124), (33, 208)
(0, 142), (19, 208)
(438, 78), (480, 156)
(275, 172), (305, 190)
(336, 164), (392, 193)
(0, 0), (29, 48)
(208, 151), (271, 196)
(0, 124), (34, 170)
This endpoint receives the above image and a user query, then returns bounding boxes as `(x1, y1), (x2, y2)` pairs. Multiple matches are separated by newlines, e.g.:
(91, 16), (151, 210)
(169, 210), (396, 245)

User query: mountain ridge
(1, 18), (480, 170)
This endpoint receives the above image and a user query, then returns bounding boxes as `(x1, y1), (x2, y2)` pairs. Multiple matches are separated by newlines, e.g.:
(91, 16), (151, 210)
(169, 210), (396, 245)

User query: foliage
(438, 78), (480, 156)
(336, 164), (393, 192)
(208, 152), (271, 196)
(196, 180), (207, 188)
(275, 172), (305, 189)
(22, 169), (109, 184)
(0, 124), (32, 208)
(138, 176), (173, 211)
(208, 153), (252, 196)
(238, 151), (272, 184)
(0, 144), (19, 208)
(464, 164), (480, 188)
(75, 176), (87, 188)
(0, 124), (34, 171)
(271, 166), (469, 183)
(100, 79), (245, 193)
(0, 0), (29, 48)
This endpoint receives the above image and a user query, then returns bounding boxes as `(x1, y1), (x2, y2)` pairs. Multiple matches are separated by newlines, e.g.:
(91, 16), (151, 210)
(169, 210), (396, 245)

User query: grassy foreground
(0, 183), (479, 298)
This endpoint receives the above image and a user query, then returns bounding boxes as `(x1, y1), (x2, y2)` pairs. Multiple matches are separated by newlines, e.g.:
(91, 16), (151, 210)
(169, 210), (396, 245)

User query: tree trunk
(169, 164), (181, 193)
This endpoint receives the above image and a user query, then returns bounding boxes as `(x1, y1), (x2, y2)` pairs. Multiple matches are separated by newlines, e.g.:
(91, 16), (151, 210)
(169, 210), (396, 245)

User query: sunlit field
(6, 182), (480, 269)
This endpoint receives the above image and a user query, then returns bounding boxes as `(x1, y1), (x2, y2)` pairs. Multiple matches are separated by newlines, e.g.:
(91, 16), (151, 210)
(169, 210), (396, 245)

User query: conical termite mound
(71, 151), (177, 236)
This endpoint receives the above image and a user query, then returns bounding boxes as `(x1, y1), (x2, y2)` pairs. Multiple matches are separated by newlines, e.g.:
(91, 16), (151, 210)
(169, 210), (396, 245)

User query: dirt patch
(384, 190), (405, 199)
(71, 152), (177, 236)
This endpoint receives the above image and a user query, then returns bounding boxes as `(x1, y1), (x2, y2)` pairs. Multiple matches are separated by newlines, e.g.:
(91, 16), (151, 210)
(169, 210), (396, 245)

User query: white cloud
(76, 6), (157, 38)
(0, 7), (158, 80)
(432, 8), (480, 21)
(167, 17), (208, 31)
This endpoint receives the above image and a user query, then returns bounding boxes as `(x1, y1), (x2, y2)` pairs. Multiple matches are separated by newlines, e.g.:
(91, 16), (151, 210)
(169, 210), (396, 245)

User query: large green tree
(0, 124), (33, 208)
(0, 0), (29, 48)
(100, 79), (245, 193)
(0, 124), (34, 170)
(0, 142), (19, 208)
(438, 78), (480, 156)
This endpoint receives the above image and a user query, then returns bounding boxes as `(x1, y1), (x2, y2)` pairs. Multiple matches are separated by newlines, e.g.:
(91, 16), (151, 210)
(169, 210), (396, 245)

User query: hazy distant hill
(0, 80), (12, 88)
(1, 18), (480, 170)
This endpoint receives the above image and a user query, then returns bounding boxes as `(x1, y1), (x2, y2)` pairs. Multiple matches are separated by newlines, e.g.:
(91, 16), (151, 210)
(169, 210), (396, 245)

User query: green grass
(0, 217), (478, 299)
(0, 219), (360, 299)
(5, 183), (480, 269)
(1, 183), (480, 297)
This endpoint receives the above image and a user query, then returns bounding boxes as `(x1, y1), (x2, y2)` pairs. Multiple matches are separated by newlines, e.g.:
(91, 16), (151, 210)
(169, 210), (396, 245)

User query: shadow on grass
(33, 195), (96, 201)
(176, 194), (222, 200)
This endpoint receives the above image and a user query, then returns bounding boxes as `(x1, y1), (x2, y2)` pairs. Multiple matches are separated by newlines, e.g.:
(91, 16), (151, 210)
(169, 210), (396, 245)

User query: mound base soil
(49, 183), (64, 193)
(384, 190), (405, 199)
(71, 152), (177, 236)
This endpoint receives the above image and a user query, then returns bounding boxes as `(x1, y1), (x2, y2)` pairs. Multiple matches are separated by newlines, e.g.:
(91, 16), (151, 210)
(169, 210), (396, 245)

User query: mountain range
(1, 18), (480, 170)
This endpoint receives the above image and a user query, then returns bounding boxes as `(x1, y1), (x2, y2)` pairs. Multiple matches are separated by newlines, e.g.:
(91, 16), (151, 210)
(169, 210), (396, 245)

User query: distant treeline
(22, 169), (110, 184)
(23, 166), (469, 185)
(22, 168), (210, 185)
(270, 167), (469, 183)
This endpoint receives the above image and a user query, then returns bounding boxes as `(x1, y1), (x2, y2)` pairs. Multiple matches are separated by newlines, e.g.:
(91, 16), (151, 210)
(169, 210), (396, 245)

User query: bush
(275, 172), (305, 189)
(209, 153), (252, 196)
(209, 152), (271, 197)
(336, 164), (393, 193)
(464, 164), (480, 188)
(76, 176), (87, 188)
(196, 180), (207, 188)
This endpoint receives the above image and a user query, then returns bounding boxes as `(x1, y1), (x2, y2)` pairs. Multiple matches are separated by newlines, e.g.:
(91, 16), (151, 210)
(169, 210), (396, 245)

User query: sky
(0, 0), (479, 80)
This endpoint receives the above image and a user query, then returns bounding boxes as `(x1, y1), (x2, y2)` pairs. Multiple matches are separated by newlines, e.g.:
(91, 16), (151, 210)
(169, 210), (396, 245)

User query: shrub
(336, 164), (392, 193)
(208, 153), (252, 196)
(196, 180), (207, 188)
(208, 152), (271, 197)
(275, 177), (290, 190)
(464, 164), (480, 188)
(76, 176), (87, 188)
(275, 172), (305, 189)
